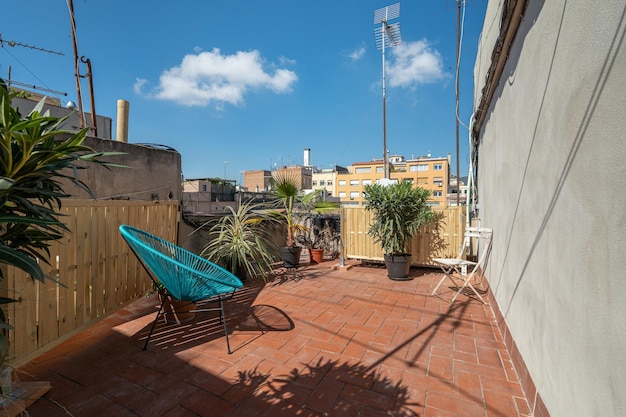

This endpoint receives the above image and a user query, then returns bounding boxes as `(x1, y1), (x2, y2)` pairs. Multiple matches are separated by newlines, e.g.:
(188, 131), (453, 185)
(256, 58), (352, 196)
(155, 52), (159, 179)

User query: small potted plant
(363, 181), (433, 280)
(307, 219), (341, 264)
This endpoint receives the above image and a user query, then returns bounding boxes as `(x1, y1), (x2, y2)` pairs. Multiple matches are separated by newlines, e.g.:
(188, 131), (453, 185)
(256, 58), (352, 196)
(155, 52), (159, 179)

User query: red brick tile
(340, 383), (396, 412)
(483, 390), (519, 417)
(179, 389), (236, 416)
(425, 390), (486, 416)
(16, 263), (533, 417)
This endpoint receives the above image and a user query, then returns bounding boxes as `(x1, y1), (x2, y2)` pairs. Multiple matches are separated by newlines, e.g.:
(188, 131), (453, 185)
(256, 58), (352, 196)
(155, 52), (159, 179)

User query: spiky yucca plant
(201, 201), (278, 282)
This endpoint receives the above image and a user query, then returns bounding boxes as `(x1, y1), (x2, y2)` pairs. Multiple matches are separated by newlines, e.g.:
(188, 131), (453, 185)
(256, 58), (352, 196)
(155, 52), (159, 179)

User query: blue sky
(2, 1), (487, 182)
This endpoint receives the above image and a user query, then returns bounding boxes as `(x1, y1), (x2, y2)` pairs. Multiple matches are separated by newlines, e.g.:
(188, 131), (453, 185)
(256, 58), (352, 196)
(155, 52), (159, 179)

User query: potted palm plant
(269, 173), (317, 268)
(363, 181), (433, 280)
(201, 200), (278, 282)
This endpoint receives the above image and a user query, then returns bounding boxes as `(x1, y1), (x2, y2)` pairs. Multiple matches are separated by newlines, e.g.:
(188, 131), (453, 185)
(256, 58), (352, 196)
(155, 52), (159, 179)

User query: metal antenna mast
(374, 3), (401, 179)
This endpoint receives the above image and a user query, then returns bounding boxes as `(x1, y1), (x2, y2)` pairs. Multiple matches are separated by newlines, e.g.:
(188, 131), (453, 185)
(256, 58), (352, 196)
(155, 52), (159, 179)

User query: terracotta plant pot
(309, 248), (325, 264)
(160, 296), (196, 324)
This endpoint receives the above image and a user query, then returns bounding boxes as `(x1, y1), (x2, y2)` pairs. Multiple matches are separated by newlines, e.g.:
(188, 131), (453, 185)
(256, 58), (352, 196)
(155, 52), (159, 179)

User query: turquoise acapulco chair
(119, 225), (243, 353)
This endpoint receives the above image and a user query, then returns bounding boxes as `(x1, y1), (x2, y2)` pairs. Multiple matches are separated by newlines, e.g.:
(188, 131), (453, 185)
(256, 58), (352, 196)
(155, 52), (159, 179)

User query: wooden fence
(3, 200), (179, 364)
(341, 206), (465, 265)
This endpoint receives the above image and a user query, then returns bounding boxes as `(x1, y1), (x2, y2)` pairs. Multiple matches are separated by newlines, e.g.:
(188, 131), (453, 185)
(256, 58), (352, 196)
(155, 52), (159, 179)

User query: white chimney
(304, 148), (311, 167)
(116, 99), (130, 143)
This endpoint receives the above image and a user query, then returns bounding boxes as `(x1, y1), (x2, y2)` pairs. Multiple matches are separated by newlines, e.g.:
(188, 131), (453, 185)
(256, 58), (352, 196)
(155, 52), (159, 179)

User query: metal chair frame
(431, 226), (493, 304)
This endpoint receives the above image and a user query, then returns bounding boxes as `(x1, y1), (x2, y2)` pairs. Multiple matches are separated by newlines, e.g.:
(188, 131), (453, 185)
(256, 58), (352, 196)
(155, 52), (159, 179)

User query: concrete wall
(474, 1), (626, 416)
(60, 136), (182, 203)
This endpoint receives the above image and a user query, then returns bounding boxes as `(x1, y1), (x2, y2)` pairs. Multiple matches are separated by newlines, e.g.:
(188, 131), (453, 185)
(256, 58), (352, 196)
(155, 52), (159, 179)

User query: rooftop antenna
(0, 34), (64, 56)
(374, 3), (401, 179)
(1, 34), (66, 96)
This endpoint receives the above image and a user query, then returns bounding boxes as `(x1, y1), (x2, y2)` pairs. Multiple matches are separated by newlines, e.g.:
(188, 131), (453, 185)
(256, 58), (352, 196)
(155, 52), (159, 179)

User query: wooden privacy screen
(3, 200), (179, 363)
(341, 206), (466, 265)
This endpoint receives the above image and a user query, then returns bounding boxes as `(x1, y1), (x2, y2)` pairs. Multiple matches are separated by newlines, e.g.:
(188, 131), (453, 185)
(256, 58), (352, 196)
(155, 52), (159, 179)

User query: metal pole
(382, 20), (388, 179)
(82, 56), (97, 137)
(68, 0), (85, 128)
(455, 0), (461, 207)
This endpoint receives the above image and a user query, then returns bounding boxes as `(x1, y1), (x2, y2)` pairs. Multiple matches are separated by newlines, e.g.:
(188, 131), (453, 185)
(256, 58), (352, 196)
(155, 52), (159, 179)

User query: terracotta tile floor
(16, 261), (531, 416)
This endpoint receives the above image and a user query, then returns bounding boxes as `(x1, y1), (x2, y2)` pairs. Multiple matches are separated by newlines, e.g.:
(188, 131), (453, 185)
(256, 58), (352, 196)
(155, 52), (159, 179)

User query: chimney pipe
(116, 99), (129, 142)
(304, 148), (311, 167)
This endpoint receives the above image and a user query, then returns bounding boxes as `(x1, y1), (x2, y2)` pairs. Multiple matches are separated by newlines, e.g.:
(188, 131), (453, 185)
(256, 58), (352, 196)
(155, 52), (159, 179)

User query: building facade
(243, 170), (272, 192)
(311, 165), (349, 197)
(182, 178), (237, 214)
(336, 154), (450, 206)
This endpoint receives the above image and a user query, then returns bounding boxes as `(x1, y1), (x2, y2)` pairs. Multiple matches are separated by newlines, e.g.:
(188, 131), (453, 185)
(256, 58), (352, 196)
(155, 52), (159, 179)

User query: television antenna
(0, 34), (64, 56)
(374, 3), (401, 179)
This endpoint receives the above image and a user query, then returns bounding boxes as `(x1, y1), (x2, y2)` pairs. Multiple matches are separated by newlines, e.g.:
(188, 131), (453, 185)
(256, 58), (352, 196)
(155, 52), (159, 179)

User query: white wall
(474, 1), (626, 416)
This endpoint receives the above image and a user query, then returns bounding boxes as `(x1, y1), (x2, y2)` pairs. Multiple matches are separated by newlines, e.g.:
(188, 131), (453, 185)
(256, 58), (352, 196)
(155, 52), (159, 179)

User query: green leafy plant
(201, 200), (278, 282)
(269, 172), (318, 247)
(363, 181), (433, 255)
(0, 79), (124, 365)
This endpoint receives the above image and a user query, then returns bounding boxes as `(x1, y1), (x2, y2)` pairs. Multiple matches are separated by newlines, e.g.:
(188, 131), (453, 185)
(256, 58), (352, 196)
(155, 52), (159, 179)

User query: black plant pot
(383, 254), (412, 280)
(280, 246), (302, 268)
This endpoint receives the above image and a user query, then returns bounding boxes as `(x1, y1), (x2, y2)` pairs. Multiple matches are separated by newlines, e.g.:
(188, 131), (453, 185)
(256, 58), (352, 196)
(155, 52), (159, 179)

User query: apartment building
(336, 154), (450, 206)
(311, 165), (349, 197)
(182, 178), (237, 214)
(243, 170), (272, 192)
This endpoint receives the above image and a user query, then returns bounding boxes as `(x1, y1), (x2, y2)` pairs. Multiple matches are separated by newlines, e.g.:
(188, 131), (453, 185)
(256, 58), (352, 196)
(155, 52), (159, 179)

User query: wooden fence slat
(341, 206), (465, 265)
(6, 200), (179, 363)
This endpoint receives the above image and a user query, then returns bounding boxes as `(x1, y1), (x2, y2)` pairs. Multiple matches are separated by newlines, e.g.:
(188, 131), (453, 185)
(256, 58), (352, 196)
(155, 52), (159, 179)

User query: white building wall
(475, 1), (626, 416)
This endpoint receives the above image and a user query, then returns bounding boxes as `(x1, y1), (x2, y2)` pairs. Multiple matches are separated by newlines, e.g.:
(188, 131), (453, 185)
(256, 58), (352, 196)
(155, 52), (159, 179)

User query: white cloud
(387, 40), (446, 88)
(278, 55), (296, 66)
(349, 46), (366, 61)
(139, 48), (298, 108)
(133, 78), (148, 94)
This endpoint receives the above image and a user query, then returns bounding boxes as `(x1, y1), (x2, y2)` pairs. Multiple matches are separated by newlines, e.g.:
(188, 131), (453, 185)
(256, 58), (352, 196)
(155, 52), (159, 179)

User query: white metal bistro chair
(431, 226), (493, 304)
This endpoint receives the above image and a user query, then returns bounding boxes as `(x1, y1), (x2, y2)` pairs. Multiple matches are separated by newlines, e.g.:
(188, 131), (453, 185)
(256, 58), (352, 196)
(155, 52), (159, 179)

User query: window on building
(355, 167), (372, 174)
(362, 179), (372, 186)
(312, 181), (317, 186)
(339, 191), (346, 198)
(202, 185), (207, 191)
(433, 190), (442, 197)
(350, 180), (359, 186)
(376, 166), (384, 173)
(339, 180), (346, 186)
(327, 180), (333, 185)
(403, 178), (414, 184)
(417, 177), (428, 185)
(434, 164), (443, 171)
(319, 180), (325, 186)
(410, 164), (429, 172)
(349, 191), (360, 200)
(434, 177), (444, 186)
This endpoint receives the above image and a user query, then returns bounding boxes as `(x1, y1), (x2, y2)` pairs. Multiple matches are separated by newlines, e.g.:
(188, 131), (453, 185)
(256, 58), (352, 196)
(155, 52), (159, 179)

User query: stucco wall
(60, 136), (182, 203)
(474, 1), (626, 416)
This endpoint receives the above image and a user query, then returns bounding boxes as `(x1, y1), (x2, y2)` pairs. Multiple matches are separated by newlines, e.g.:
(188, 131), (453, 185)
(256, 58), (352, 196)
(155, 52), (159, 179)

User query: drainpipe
(472, 0), (529, 147)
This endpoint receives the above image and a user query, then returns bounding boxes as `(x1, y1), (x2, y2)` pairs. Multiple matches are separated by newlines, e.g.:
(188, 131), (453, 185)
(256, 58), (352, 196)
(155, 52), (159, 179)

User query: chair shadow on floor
(133, 280), (295, 354)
